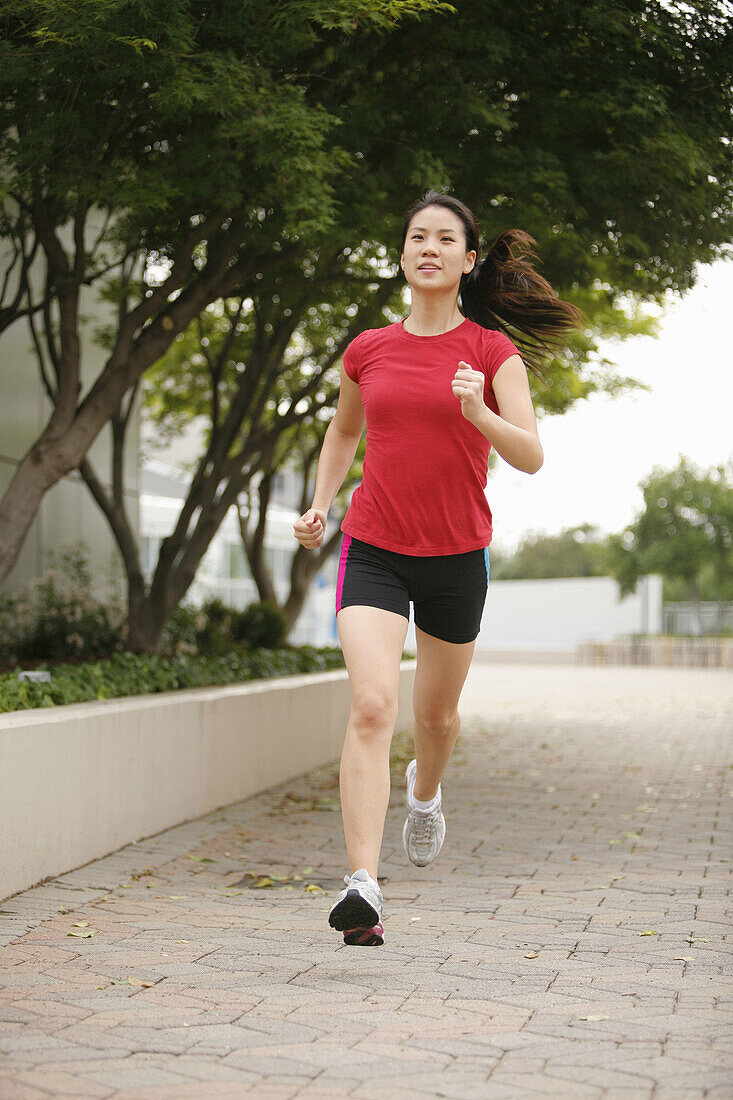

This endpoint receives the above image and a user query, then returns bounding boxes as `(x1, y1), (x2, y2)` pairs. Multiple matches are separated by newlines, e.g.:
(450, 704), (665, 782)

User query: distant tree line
(490, 457), (732, 629)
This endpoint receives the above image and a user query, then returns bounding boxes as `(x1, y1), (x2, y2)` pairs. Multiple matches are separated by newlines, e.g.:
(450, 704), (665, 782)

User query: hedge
(0, 646), (349, 714)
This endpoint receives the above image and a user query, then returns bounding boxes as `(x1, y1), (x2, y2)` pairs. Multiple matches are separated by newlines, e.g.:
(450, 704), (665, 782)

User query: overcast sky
(486, 257), (733, 556)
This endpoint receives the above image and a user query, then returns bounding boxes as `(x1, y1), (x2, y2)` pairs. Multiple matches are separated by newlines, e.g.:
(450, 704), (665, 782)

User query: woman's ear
(464, 250), (477, 274)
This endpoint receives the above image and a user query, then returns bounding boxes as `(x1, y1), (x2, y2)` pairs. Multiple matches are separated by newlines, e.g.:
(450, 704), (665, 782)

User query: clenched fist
(293, 507), (328, 550)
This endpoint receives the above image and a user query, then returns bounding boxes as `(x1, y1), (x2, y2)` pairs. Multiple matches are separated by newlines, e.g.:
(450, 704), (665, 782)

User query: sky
(486, 257), (733, 556)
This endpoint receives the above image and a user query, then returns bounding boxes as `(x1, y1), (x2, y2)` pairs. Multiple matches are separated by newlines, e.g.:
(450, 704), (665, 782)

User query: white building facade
(0, 225), (140, 598)
(140, 460), (663, 654)
(140, 461), (341, 647)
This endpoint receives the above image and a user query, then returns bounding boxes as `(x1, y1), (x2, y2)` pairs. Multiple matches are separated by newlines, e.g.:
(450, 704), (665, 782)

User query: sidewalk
(1, 664), (731, 1099)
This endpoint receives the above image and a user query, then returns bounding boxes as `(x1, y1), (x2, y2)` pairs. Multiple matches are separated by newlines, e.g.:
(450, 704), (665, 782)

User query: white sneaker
(328, 868), (384, 936)
(402, 758), (446, 867)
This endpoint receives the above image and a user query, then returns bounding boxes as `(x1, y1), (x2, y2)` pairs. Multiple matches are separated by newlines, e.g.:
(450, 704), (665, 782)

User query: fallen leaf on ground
(108, 976), (154, 987)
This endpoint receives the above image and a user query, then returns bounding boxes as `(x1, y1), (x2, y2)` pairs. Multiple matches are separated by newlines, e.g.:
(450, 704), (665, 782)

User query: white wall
(0, 662), (418, 901)
(471, 573), (663, 652)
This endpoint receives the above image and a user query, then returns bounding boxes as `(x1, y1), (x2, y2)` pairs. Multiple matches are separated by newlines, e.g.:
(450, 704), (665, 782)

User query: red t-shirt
(340, 316), (521, 555)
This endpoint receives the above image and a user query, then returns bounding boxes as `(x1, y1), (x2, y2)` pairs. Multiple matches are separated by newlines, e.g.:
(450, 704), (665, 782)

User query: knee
(350, 692), (398, 737)
(414, 707), (459, 739)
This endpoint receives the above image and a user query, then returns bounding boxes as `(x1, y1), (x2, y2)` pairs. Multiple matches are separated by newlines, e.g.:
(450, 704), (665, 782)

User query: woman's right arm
(293, 366), (365, 549)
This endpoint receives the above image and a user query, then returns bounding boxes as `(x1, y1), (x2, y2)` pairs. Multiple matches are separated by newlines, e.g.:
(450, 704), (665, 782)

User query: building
(0, 223), (140, 598)
(140, 459), (341, 647)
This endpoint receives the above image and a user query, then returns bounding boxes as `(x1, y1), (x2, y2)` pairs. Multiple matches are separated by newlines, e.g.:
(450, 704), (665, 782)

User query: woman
(293, 190), (583, 946)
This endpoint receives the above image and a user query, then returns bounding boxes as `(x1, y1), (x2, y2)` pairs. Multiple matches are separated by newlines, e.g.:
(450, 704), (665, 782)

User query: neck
(402, 294), (464, 336)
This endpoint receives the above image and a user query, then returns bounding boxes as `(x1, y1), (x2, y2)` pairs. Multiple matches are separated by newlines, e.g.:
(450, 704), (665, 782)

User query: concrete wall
(0, 660), (417, 902)
(470, 573), (663, 654)
(0, 219), (140, 597)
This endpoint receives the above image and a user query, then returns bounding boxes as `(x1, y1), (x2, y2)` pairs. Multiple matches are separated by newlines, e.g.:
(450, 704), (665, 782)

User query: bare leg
(412, 710), (461, 801)
(336, 604), (409, 880)
(411, 625), (476, 801)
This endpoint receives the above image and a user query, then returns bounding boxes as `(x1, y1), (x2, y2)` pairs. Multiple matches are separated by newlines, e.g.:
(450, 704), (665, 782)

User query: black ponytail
(402, 191), (585, 383)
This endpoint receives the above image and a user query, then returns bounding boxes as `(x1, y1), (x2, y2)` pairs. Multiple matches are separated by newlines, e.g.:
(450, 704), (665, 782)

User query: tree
(606, 457), (733, 632)
(2, 0), (731, 628)
(82, 0), (733, 647)
(235, 420), (364, 631)
(492, 524), (611, 579)
(85, 248), (396, 649)
(0, 0), (447, 586)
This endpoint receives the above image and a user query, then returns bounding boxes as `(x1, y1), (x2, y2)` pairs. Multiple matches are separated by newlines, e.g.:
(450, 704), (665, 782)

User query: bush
(192, 597), (233, 656)
(0, 645), (348, 713)
(0, 545), (125, 666)
(231, 600), (288, 649)
(0, 555), (291, 666)
(0, 550), (354, 697)
(158, 603), (203, 656)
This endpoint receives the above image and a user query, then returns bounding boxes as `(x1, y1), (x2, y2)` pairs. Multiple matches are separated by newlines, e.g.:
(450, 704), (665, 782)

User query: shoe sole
(343, 921), (385, 946)
(328, 888), (380, 932)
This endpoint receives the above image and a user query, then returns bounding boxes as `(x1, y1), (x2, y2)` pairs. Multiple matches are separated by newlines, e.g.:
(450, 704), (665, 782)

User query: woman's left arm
(454, 355), (544, 474)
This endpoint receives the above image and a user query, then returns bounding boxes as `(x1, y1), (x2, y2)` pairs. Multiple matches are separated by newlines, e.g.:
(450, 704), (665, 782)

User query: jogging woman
(293, 191), (583, 947)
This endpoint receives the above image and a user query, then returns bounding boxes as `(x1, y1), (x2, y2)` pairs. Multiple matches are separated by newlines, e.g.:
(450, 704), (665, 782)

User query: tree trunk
(126, 580), (174, 654)
(0, 443), (67, 586)
(281, 523), (345, 635)
(0, 236), (286, 590)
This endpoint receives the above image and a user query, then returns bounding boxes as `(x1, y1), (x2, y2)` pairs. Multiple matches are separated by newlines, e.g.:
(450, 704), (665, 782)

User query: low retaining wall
(577, 638), (732, 668)
(0, 660), (417, 902)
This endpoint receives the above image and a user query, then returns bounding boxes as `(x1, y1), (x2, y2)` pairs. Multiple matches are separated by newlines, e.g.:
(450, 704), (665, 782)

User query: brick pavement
(0, 663), (731, 1099)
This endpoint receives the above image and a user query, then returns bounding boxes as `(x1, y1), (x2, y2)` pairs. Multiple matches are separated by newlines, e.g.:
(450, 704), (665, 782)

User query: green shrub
(231, 600), (288, 649)
(0, 545), (125, 666)
(192, 597), (234, 656)
(158, 603), (203, 655)
(0, 645), (348, 713)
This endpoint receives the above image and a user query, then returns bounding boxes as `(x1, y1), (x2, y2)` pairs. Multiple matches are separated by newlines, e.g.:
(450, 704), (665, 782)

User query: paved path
(1, 664), (731, 1099)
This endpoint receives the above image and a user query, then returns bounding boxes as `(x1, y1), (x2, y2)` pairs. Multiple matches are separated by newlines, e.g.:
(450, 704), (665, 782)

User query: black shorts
(335, 534), (490, 644)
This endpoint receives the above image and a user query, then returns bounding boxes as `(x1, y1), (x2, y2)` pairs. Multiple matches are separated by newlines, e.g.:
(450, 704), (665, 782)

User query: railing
(577, 636), (733, 668)
(663, 601), (733, 636)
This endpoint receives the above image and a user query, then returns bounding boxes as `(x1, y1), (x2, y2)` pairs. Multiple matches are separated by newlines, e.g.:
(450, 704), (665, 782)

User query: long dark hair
(401, 190), (584, 383)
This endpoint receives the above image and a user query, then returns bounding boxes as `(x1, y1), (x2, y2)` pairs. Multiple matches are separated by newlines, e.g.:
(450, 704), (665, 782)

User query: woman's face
(400, 205), (476, 293)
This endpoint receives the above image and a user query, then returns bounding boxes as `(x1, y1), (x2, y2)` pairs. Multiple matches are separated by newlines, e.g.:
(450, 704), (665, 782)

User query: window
(228, 542), (249, 580)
